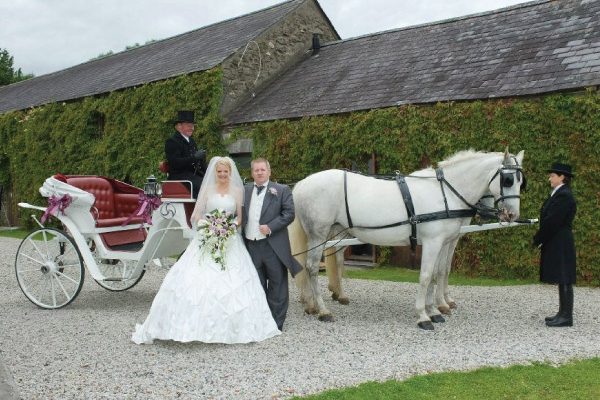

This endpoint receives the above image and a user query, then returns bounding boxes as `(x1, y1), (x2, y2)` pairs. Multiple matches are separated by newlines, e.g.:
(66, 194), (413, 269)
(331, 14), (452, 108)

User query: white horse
(310, 189), (501, 319)
(289, 149), (525, 330)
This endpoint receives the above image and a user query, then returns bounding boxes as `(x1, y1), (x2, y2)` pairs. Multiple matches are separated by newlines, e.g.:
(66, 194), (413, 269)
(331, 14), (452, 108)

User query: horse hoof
(417, 321), (435, 330)
(331, 293), (339, 301)
(448, 301), (457, 309)
(304, 307), (317, 315)
(318, 314), (335, 322)
(430, 314), (446, 323)
(438, 306), (451, 315)
(338, 297), (350, 305)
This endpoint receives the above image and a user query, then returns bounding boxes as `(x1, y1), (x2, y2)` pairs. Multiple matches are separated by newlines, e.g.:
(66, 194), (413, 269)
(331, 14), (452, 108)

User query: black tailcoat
(533, 185), (577, 284)
(164, 132), (205, 197)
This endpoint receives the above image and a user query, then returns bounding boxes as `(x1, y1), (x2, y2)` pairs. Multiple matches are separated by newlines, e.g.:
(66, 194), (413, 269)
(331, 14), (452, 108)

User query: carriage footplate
(106, 241), (144, 252)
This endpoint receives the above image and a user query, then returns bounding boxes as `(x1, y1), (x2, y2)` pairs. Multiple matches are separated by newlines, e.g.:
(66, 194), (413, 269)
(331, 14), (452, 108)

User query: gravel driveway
(1, 236), (599, 399)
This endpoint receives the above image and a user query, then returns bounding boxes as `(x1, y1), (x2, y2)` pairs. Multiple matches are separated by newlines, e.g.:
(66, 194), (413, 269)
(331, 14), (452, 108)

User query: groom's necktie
(255, 185), (265, 195)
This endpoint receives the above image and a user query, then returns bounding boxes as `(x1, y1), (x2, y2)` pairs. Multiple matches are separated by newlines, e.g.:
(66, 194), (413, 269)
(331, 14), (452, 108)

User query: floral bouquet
(197, 209), (238, 270)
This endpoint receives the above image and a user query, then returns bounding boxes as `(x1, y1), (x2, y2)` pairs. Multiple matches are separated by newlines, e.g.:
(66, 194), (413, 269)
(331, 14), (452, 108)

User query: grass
(341, 265), (535, 286)
(294, 358), (600, 399)
(0, 228), (29, 239)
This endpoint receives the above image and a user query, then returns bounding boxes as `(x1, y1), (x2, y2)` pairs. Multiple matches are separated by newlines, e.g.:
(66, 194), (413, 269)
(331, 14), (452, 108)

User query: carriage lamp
(144, 175), (162, 197)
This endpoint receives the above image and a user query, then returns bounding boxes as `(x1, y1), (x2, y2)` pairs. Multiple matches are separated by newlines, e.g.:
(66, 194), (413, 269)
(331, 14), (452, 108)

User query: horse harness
(343, 158), (525, 252)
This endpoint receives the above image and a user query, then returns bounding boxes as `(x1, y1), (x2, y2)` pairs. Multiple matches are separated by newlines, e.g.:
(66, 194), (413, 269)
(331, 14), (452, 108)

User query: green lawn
(295, 358), (600, 399)
(341, 265), (535, 286)
(0, 228), (29, 239)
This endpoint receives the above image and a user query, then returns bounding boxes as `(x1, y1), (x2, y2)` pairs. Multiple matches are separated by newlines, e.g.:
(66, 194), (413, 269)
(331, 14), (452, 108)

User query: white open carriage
(16, 175), (196, 309)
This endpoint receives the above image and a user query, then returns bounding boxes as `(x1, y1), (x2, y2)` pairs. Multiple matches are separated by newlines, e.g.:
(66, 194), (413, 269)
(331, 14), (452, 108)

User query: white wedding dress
(132, 194), (280, 344)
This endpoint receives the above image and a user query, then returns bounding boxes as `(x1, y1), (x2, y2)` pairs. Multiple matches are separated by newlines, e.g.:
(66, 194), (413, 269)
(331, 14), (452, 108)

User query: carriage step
(102, 277), (130, 281)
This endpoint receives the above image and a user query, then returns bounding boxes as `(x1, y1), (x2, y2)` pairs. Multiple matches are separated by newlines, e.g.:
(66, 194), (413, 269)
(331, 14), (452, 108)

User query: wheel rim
(88, 241), (144, 291)
(15, 228), (84, 309)
(94, 258), (145, 291)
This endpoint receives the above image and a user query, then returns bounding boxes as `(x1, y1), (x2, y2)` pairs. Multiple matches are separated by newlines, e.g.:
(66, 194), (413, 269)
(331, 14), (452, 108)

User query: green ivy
(0, 68), (224, 226)
(232, 90), (600, 285)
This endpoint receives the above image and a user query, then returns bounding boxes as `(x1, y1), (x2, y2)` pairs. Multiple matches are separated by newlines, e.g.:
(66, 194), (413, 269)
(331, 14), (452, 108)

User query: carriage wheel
(93, 258), (145, 291)
(15, 228), (84, 309)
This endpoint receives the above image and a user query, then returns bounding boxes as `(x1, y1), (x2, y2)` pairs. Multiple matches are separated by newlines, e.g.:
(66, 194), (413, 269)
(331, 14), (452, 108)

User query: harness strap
(436, 168), (450, 218)
(396, 174), (418, 253)
(343, 171), (354, 228)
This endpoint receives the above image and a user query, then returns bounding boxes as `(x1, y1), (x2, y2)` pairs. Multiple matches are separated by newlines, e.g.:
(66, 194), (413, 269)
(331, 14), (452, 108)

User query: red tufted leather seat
(58, 175), (147, 248)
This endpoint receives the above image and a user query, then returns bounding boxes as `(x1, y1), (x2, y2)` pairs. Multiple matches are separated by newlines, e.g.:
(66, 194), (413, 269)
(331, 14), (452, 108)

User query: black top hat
(175, 110), (195, 124)
(547, 162), (574, 178)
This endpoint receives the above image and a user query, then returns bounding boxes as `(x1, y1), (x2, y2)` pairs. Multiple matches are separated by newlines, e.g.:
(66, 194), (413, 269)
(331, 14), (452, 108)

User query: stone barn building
(0, 0), (598, 275)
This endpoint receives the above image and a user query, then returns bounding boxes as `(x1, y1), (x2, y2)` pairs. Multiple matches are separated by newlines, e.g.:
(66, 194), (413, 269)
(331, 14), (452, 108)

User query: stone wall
(220, 0), (338, 119)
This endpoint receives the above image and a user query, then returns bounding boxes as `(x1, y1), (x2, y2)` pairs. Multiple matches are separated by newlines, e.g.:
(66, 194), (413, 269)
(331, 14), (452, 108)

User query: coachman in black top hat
(164, 110), (206, 198)
(546, 162), (574, 177)
(533, 162), (576, 327)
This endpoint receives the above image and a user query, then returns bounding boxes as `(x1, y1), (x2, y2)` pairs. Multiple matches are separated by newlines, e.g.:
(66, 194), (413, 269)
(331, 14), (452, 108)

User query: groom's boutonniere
(269, 187), (278, 196)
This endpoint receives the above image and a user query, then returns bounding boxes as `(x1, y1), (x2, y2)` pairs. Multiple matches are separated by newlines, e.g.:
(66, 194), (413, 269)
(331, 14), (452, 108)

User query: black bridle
(487, 156), (527, 208)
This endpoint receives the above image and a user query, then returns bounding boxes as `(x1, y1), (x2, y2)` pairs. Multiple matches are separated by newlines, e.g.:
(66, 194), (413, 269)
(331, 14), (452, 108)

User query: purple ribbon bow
(122, 193), (162, 226)
(41, 194), (73, 224)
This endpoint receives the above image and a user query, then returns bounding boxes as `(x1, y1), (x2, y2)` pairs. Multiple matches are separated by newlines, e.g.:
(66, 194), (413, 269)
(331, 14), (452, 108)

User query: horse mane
(409, 150), (499, 176)
(437, 149), (499, 168)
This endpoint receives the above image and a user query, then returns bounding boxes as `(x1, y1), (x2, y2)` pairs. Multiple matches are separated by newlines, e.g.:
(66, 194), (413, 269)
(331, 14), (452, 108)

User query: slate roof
(226, 0), (600, 124)
(0, 0), (308, 113)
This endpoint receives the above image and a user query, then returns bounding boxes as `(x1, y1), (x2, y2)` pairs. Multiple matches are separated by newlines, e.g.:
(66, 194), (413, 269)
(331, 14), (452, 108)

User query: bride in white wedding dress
(132, 157), (280, 344)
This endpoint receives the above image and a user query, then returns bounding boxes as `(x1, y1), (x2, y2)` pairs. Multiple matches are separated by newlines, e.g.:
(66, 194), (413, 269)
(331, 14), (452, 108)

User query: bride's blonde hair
(215, 158), (232, 175)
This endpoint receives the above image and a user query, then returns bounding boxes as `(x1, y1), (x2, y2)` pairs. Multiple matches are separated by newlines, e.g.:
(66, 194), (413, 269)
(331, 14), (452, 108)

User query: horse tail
(288, 217), (311, 303)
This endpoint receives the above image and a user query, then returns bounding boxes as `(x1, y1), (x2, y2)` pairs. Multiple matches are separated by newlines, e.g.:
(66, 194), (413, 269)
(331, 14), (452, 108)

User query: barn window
(86, 111), (105, 138)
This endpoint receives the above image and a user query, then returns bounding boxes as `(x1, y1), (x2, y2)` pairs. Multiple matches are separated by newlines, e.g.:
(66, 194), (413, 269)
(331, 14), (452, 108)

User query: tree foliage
(0, 48), (34, 86)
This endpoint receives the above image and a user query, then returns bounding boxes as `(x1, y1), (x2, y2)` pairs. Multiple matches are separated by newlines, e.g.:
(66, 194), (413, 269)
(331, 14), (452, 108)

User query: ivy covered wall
(234, 90), (600, 284)
(1, 69), (598, 284)
(0, 68), (225, 224)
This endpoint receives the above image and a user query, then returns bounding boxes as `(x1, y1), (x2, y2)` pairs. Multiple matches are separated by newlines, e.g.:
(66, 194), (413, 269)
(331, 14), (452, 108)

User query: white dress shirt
(245, 180), (269, 240)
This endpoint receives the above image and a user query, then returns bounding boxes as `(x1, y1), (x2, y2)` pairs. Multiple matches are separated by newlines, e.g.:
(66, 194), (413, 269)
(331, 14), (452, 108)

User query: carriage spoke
(54, 270), (80, 285)
(55, 263), (80, 269)
(52, 274), (72, 301)
(41, 230), (52, 260)
(50, 275), (57, 308)
(17, 268), (46, 274)
(58, 246), (77, 261)
(23, 240), (48, 265)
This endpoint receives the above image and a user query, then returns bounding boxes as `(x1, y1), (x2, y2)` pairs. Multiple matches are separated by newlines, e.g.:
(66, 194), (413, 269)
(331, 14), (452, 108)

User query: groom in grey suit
(243, 158), (302, 330)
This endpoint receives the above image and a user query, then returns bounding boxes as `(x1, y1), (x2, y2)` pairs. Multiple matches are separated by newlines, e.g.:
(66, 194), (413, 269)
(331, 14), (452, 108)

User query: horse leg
(325, 246), (340, 301)
(437, 238), (460, 314)
(295, 269), (317, 313)
(425, 254), (445, 323)
(416, 239), (444, 330)
(325, 247), (350, 304)
(306, 243), (334, 321)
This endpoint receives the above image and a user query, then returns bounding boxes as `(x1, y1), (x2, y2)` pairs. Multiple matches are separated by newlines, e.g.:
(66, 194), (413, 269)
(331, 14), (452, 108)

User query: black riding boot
(545, 285), (563, 322)
(546, 284), (573, 327)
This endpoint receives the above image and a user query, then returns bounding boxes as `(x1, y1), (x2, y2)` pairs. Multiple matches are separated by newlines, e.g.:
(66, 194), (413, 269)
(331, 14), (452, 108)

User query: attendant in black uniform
(164, 110), (206, 198)
(533, 162), (577, 327)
